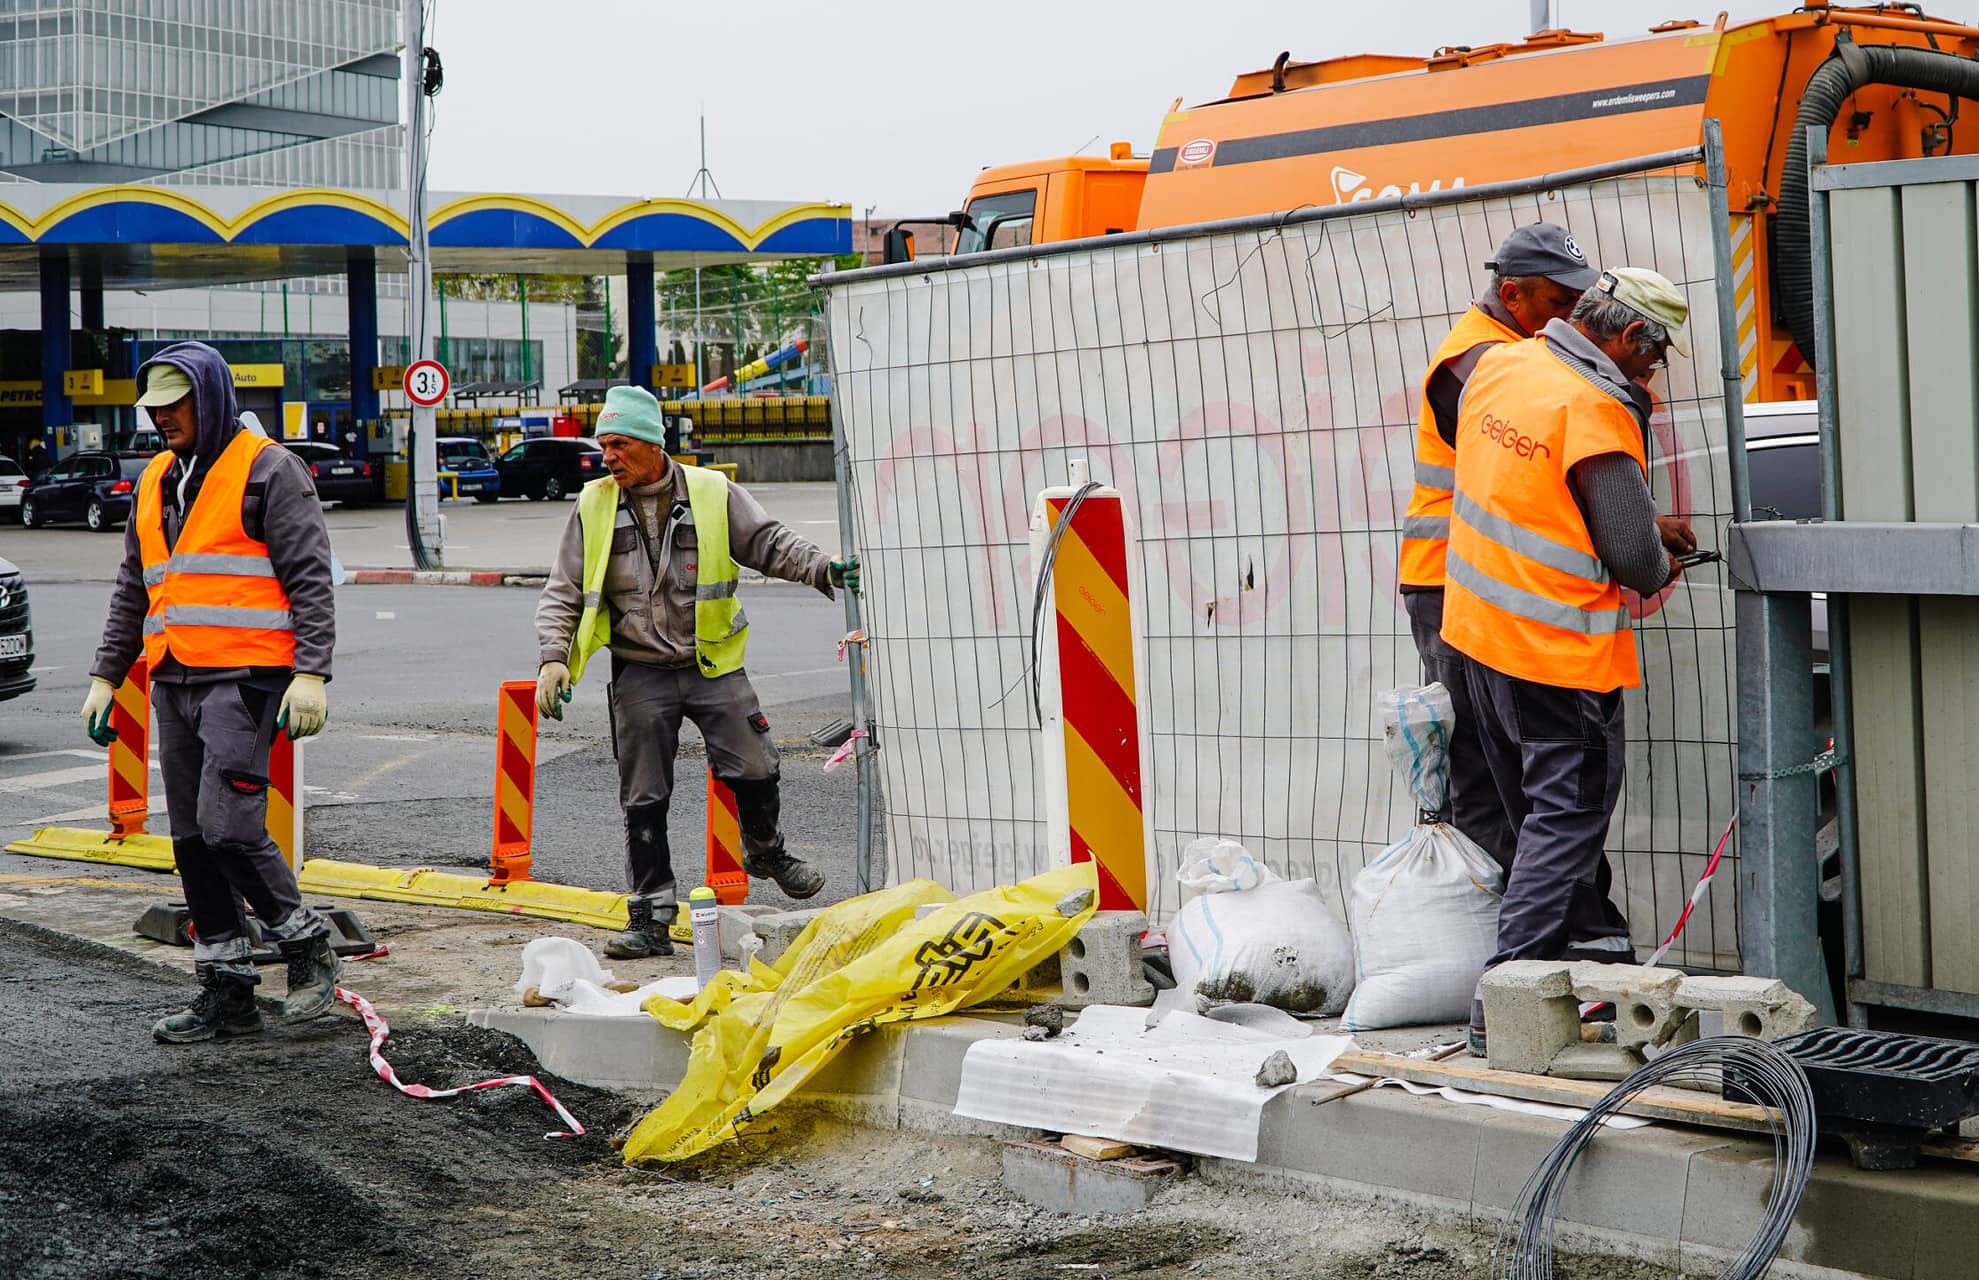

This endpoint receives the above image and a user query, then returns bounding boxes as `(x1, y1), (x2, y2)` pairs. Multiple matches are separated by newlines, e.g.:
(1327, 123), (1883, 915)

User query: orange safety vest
(1398, 305), (1524, 589)
(135, 430), (296, 670)
(1440, 336), (1648, 693)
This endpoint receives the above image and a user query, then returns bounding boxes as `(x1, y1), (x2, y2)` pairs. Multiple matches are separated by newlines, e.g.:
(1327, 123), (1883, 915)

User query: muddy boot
(605, 894), (676, 959)
(279, 933), (342, 1024)
(153, 964), (263, 1044)
(742, 847), (826, 900)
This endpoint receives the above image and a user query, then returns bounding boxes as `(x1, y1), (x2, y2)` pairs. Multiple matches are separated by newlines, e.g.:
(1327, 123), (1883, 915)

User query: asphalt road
(0, 575), (870, 909)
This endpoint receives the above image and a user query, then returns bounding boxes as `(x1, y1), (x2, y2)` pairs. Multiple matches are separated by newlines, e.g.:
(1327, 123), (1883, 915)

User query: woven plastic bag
(1170, 838), (1355, 1018)
(1341, 684), (1504, 1030)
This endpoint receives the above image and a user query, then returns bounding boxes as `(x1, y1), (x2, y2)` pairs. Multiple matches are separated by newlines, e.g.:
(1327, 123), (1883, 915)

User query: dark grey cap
(1484, 222), (1598, 290)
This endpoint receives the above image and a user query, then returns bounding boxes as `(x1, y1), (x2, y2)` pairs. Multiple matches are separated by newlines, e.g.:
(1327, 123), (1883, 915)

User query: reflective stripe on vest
(135, 430), (296, 671)
(1398, 305), (1523, 589)
(1439, 335), (1647, 692)
(564, 464), (748, 684)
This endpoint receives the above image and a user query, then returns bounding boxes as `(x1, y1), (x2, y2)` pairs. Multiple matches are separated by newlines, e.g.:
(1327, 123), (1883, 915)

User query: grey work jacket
(535, 464), (834, 670)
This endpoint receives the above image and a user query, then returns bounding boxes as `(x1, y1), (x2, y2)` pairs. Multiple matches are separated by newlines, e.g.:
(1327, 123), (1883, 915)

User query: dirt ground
(0, 918), (1681, 1280)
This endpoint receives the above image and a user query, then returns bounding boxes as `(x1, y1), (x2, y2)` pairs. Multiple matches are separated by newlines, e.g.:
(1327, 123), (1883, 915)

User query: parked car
(0, 453), (24, 523)
(435, 437), (501, 503)
(284, 440), (374, 507)
(0, 554), (34, 702)
(1742, 399), (1826, 663)
(495, 436), (603, 501)
(19, 451), (150, 531)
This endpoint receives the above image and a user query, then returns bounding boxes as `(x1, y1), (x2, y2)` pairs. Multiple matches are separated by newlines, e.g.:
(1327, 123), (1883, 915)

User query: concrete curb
(479, 1004), (1979, 1278)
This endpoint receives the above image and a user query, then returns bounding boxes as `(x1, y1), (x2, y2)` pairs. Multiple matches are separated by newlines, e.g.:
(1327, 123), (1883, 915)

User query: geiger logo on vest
(1481, 412), (1551, 462)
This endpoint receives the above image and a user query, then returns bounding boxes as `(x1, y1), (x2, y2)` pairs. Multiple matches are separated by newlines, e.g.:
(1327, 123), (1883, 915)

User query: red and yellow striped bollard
(705, 773), (748, 905)
(264, 732), (303, 873)
(107, 657), (151, 840)
(490, 680), (537, 886)
(1039, 483), (1149, 912)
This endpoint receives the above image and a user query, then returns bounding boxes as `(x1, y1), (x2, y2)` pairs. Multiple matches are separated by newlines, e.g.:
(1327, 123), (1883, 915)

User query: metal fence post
(821, 263), (876, 894)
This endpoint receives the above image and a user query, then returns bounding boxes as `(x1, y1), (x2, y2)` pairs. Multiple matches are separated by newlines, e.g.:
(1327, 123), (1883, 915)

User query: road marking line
(2, 749), (107, 764)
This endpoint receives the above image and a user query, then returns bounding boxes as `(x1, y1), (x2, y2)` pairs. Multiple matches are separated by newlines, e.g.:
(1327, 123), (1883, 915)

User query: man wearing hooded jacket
(85, 341), (341, 1043)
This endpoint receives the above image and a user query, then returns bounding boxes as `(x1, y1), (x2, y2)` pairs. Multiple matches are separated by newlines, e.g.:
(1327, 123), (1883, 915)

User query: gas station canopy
(0, 184), (851, 288)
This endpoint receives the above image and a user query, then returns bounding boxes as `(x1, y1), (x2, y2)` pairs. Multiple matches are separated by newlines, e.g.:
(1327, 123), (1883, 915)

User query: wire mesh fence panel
(825, 169), (1741, 971)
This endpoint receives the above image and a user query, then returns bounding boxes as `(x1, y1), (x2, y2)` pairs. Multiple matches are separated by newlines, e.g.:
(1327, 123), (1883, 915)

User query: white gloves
(537, 661), (572, 720)
(81, 677), (117, 745)
(278, 673), (328, 740)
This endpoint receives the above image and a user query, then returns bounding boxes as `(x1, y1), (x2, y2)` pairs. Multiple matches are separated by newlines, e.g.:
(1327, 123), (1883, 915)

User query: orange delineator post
(264, 732), (302, 873)
(705, 773), (748, 905)
(490, 680), (538, 886)
(1045, 491), (1148, 912)
(107, 658), (151, 840)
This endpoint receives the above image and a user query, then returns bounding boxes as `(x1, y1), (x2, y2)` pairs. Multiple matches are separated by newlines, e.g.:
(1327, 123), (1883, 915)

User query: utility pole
(402, 0), (442, 568)
(686, 111), (721, 393)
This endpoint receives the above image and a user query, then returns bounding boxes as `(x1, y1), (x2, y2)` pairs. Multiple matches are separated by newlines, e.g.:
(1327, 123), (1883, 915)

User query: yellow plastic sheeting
(623, 863), (1099, 1164)
(4, 827), (176, 871)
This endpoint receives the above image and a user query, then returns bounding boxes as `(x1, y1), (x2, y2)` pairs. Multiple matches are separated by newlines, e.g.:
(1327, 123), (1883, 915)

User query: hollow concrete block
(1568, 963), (1687, 1050)
(1001, 1140), (1182, 1215)
(1055, 910), (1153, 1010)
(752, 907), (827, 967)
(1675, 975), (1818, 1041)
(1479, 960), (1580, 1075)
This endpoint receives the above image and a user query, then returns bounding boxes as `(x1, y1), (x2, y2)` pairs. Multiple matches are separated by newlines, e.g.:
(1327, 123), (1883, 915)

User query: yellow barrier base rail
(4, 830), (629, 932)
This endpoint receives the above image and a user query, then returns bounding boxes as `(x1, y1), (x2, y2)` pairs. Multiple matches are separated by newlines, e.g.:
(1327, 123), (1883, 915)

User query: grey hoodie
(91, 342), (336, 686)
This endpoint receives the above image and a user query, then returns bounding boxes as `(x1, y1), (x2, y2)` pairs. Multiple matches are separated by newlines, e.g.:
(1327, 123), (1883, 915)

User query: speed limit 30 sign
(404, 359), (450, 407)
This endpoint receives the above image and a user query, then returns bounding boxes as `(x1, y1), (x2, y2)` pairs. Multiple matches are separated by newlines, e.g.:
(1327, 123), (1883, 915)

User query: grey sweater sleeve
(534, 503), (587, 666)
(88, 518), (149, 685)
(1567, 453), (1676, 596)
(726, 481), (834, 594)
(254, 447), (337, 679)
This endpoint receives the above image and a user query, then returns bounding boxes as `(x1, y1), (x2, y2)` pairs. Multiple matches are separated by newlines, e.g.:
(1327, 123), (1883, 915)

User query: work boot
(153, 964), (263, 1044)
(1467, 997), (1487, 1059)
(743, 847), (826, 900)
(279, 933), (343, 1024)
(605, 894), (676, 959)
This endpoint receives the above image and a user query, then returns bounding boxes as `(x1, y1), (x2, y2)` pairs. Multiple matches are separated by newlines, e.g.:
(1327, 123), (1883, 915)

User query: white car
(0, 453), (24, 523)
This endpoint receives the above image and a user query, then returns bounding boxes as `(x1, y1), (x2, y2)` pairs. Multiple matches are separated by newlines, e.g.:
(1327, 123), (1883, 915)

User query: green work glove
(276, 673), (329, 741)
(828, 556), (861, 593)
(536, 660), (573, 721)
(81, 677), (117, 746)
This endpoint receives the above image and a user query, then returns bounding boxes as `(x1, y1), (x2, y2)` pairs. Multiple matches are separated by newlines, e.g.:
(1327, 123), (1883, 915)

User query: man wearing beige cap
(1440, 268), (1696, 1055)
(85, 341), (341, 1043)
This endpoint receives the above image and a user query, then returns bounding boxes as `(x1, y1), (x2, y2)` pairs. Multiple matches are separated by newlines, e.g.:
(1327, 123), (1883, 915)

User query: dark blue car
(18, 451), (152, 531)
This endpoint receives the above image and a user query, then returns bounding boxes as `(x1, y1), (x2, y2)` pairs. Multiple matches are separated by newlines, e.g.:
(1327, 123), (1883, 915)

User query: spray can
(689, 886), (721, 989)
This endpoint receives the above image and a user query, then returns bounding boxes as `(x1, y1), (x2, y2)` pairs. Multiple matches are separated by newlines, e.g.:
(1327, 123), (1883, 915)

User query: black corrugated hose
(1777, 36), (1979, 367)
(1491, 1036), (1817, 1279)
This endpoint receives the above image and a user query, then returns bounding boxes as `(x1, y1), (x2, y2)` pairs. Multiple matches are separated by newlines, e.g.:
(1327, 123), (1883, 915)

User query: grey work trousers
(154, 679), (324, 972)
(608, 657), (784, 903)
(1462, 658), (1633, 970)
(1404, 588), (1516, 875)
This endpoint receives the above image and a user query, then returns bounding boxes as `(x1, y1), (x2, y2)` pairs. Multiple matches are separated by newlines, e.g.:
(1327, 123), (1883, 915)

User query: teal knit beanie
(594, 384), (665, 445)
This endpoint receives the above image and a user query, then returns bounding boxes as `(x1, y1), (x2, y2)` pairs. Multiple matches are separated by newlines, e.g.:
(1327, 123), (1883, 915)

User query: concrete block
(897, 1015), (1029, 1106)
(468, 1007), (690, 1094)
(1000, 1139), (1182, 1215)
(1056, 910), (1153, 1009)
(751, 907), (827, 966)
(1567, 963), (1686, 1050)
(1674, 975), (1818, 1041)
(715, 905), (770, 963)
(1546, 1041), (1643, 1081)
(1478, 961), (1579, 1075)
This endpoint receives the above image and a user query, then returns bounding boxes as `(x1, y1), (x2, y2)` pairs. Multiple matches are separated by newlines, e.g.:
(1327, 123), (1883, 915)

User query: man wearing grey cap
(84, 341), (341, 1043)
(1398, 222), (1596, 873)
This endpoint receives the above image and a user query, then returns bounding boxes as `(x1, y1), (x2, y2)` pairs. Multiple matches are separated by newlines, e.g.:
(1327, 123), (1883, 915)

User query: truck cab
(956, 143), (1148, 252)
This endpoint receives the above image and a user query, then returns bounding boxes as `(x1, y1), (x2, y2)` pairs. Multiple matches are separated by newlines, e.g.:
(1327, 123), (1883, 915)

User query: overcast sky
(425, 0), (1937, 218)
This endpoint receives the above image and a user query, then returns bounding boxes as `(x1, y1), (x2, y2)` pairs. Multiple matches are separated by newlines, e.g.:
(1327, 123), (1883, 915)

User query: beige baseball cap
(1596, 267), (1690, 357)
(136, 363), (193, 408)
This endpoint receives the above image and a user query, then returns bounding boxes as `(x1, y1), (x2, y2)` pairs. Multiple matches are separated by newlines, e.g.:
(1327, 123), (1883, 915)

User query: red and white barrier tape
(824, 728), (867, 772)
(836, 629), (867, 662)
(1642, 808), (1738, 969)
(337, 986), (584, 1139)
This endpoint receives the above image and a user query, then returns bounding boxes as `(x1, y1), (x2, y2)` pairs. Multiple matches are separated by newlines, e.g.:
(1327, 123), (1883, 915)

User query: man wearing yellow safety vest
(85, 341), (342, 1043)
(1442, 269), (1698, 1057)
(1399, 222), (1595, 873)
(533, 385), (857, 959)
